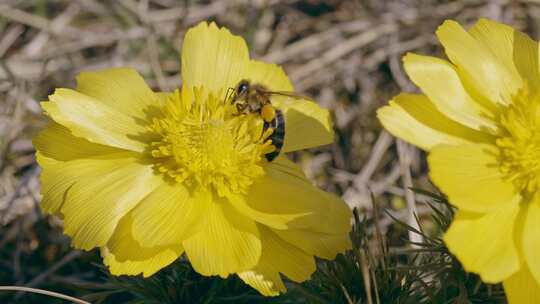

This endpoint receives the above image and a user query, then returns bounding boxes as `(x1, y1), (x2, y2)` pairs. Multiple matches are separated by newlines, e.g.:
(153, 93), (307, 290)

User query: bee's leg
(233, 103), (247, 116)
(259, 118), (275, 141)
(260, 104), (276, 123)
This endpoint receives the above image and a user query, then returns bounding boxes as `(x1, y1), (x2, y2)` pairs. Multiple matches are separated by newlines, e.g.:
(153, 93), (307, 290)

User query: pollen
(496, 87), (540, 194)
(147, 87), (275, 197)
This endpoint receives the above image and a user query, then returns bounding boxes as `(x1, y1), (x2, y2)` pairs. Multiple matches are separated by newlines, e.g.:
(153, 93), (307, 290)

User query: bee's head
(235, 80), (250, 98)
(227, 79), (250, 105)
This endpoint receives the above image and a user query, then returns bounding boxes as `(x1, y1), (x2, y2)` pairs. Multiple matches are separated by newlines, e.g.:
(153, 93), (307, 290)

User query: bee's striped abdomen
(264, 109), (285, 162)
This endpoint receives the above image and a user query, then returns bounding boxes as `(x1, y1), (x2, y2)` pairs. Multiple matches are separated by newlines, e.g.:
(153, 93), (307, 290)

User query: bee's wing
(263, 91), (313, 101)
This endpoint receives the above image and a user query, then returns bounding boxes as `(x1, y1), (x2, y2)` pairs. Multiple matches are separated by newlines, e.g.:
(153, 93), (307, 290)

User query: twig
(15, 251), (83, 296)
(41, 27), (149, 58)
(290, 23), (398, 82)
(0, 4), (85, 38)
(343, 131), (393, 209)
(140, 2), (169, 91)
(1, 167), (38, 224)
(0, 286), (90, 304)
(397, 139), (423, 245)
(388, 35), (416, 92)
(359, 249), (374, 304)
(339, 282), (354, 304)
(0, 24), (24, 58)
(262, 20), (371, 64)
(22, 3), (82, 58)
(354, 131), (393, 190)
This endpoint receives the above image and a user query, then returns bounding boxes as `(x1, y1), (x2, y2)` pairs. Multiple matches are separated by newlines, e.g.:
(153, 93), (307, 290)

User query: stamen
(497, 87), (540, 194)
(147, 87), (274, 197)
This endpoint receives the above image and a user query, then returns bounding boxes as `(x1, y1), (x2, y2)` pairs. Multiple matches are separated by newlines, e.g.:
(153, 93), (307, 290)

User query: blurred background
(0, 0), (538, 303)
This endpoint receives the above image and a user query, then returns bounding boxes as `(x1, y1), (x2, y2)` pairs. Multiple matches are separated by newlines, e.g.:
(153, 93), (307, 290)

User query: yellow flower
(377, 19), (540, 303)
(33, 22), (352, 296)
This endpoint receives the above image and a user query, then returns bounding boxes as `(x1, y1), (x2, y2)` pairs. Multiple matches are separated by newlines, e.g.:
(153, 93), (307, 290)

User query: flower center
(147, 87), (275, 197)
(496, 87), (540, 194)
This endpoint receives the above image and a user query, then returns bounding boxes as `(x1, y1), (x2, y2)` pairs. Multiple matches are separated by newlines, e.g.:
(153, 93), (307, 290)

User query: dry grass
(1, 0), (539, 302)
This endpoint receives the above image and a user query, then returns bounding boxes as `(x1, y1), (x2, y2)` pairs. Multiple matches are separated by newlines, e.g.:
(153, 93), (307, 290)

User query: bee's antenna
(224, 87), (234, 104)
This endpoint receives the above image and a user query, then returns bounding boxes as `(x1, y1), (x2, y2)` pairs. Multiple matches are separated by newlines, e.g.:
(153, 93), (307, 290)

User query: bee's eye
(237, 83), (248, 95)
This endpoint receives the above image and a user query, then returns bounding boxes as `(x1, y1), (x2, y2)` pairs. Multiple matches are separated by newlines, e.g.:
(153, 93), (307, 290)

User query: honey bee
(227, 79), (307, 162)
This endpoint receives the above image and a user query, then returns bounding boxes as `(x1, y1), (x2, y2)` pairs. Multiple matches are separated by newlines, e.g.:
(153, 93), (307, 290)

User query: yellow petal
(102, 247), (180, 278)
(436, 20), (522, 105)
(469, 19), (540, 91)
(183, 197), (261, 277)
(229, 157), (316, 230)
(35, 155), (81, 214)
(131, 183), (202, 247)
(444, 206), (520, 283)
(228, 193), (308, 230)
(378, 93), (494, 151)
(60, 156), (162, 250)
(275, 97), (334, 152)
(503, 266), (540, 304)
(259, 227), (316, 283)
(238, 268), (285, 297)
(34, 123), (127, 214)
(36, 152), (134, 214)
(76, 67), (159, 120)
(36, 154), (74, 214)
(42, 89), (148, 152)
(244, 60), (293, 91)
(103, 213), (183, 277)
(181, 22), (249, 94)
(428, 144), (520, 213)
(238, 226), (316, 296)
(274, 228), (351, 260)
(522, 200), (540, 284)
(403, 53), (497, 131)
(246, 157), (352, 234)
(33, 123), (123, 161)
